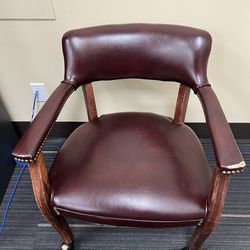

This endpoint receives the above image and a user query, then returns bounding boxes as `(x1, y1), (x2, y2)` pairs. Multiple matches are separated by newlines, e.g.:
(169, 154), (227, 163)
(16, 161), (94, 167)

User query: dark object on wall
(0, 95), (18, 204)
(12, 24), (246, 250)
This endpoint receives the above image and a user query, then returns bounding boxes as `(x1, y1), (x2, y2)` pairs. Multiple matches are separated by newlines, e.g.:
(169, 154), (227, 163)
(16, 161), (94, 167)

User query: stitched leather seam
(55, 207), (203, 224)
(193, 82), (211, 93)
(61, 80), (78, 89)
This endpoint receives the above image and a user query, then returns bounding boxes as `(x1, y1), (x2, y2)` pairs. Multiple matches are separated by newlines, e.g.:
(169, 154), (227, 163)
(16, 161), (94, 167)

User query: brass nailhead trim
(198, 219), (203, 226)
(15, 88), (74, 164)
(54, 207), (60, 215)
(222, 167), (246, 175)
(198, 92), (247, 177)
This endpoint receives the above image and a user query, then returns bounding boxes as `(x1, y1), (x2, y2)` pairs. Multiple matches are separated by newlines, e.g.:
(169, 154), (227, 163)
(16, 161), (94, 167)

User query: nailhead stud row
(14, 88), (74, 164)
(222, 168), (245, 175)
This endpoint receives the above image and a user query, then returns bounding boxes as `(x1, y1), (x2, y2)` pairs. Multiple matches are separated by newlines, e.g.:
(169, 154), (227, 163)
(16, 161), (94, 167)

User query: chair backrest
(62, 23), (212, 92)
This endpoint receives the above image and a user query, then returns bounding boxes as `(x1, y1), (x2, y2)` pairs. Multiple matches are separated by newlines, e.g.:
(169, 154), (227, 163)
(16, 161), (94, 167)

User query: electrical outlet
(30, 83), (48, 102)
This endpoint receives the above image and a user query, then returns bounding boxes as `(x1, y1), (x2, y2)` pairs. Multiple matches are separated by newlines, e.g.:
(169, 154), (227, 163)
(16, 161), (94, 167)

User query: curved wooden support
(188, 168), (230, 250)
(174, 84), (190, 124)
(28, 153), (73, 244)
(82, 83), (98, 121)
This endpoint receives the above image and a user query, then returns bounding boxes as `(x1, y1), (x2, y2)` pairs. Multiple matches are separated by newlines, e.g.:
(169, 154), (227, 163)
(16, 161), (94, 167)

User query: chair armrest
(12, 82), (74, 163)
(197, 86), (246, 174)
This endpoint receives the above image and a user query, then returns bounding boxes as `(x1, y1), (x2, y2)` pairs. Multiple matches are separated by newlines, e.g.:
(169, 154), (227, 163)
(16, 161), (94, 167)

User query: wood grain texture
(174, 84), (191, 124)
(82, 83), (98, 121)
(188, 168), (230, 249)
(28, 153), (73, 244)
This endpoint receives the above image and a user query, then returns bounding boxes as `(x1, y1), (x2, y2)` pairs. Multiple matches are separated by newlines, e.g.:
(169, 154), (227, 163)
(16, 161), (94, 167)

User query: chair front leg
(28, 153), (73, 248)
(187, 168), (230, 250)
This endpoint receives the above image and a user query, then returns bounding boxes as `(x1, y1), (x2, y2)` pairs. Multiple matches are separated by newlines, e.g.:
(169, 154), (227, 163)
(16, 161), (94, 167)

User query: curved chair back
(62, 23), (212, 91)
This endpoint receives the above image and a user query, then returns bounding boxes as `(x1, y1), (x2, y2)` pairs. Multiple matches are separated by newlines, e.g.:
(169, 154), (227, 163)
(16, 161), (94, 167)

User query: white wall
(0, 0), (249, 122)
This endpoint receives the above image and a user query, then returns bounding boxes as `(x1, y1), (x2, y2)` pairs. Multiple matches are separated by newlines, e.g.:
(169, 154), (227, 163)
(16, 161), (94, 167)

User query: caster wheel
(61, 242), (74, 250)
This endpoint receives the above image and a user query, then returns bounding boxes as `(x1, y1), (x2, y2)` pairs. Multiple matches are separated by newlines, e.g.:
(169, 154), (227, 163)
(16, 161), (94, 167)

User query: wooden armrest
(197, 86), (246, 174)
(12, 82), (74, 163)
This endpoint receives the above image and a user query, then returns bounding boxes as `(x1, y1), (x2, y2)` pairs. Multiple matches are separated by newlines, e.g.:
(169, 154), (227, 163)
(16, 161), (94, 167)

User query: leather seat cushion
(49, 112), (211, 227)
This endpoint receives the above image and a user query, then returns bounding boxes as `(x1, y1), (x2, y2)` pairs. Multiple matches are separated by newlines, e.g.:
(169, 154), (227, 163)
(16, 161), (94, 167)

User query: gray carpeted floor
(0, 138), (249, 250)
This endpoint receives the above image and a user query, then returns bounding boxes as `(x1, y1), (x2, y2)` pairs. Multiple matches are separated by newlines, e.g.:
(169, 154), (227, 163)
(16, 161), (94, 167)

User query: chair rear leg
(29, 154), (73, 249)
(186, 168), (230, 250)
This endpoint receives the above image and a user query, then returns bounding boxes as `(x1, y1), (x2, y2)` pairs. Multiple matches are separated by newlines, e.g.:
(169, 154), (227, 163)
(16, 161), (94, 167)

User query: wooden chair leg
(187, 168), (230, 250)
(28, 153), (73, 247)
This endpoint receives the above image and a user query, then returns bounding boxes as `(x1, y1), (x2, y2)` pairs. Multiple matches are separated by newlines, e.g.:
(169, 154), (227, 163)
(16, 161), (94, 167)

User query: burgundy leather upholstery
(12, 23), (245, 174)
(62, 23), (211, 91)
(12, 82), (74, 162)
(198, 86), (245, 172)
(50, 112), (211, 227)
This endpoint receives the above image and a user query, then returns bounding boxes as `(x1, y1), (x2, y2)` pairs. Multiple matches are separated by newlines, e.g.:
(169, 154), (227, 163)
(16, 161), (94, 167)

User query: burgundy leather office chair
(13, 24), (246, 250)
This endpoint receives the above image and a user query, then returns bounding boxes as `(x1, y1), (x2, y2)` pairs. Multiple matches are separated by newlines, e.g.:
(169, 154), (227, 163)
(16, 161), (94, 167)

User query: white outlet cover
(30, 83), (48, 102)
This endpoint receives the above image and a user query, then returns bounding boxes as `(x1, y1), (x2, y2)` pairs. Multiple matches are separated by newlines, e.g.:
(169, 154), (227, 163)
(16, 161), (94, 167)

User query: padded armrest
(12, 82), (74, 163)
(197, 86), (246, 174)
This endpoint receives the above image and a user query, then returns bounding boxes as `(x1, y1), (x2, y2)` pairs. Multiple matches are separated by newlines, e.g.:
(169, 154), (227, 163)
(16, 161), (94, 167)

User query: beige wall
(0, 0), (249, 122)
